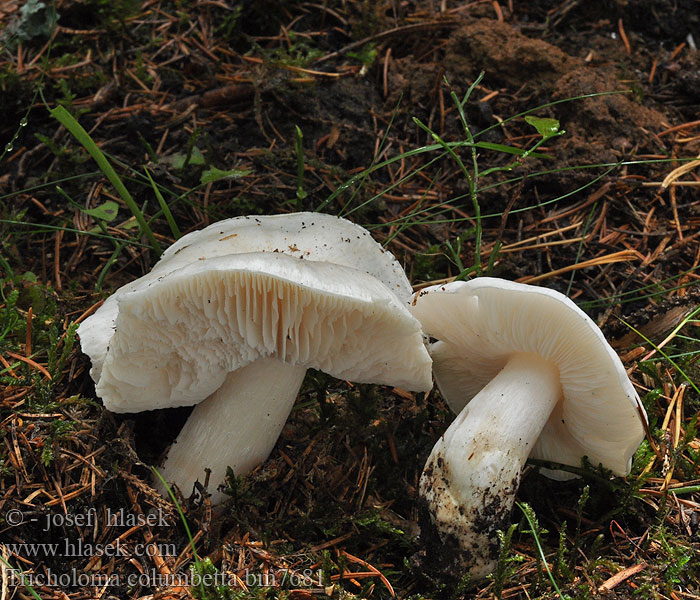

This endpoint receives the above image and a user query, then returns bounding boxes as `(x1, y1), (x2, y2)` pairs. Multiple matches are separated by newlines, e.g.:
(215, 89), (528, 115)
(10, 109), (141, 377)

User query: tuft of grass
(47, 103), (163, 254)
(317, 86), (630, 286)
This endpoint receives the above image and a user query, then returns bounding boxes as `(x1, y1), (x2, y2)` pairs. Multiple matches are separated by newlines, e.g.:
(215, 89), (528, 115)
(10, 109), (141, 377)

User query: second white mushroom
(409, 278), (647, 579)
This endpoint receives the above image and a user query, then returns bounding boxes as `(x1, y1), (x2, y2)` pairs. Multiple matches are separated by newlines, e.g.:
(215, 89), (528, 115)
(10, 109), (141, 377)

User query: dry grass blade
(660, 154), (700, 189)
(517, 250), (640, 284)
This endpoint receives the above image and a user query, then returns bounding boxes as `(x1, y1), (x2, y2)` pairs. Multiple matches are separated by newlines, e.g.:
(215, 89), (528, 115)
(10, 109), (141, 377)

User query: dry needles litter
(1, 0), (700, 599)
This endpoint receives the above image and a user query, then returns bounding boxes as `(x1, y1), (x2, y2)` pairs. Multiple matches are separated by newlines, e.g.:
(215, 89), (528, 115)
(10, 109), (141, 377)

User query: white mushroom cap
(78, 213), (431, 503)
(79, 212), (413, 384)
(157, 213), (412, 299)
(96, 251), (431, 413)
(410, 277), (646, 476)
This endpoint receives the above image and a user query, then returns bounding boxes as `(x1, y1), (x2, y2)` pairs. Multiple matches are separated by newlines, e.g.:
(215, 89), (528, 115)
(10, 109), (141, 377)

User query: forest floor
(1, 0), (700, 598)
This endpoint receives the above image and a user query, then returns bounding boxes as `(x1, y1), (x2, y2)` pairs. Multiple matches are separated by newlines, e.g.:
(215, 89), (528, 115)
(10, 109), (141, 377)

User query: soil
(2, 0), (700, 598)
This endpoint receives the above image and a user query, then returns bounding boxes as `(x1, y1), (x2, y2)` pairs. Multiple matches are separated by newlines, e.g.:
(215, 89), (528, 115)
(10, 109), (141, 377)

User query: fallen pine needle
(5, 351), (52, 380)
(340, 550), (395, 597)
(642, 181), (700, 187)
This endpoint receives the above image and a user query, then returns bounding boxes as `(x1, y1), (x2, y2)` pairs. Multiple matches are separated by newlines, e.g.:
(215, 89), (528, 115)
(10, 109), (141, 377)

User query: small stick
(597, 562), (647, 592)
(660, 154), (700, 189)
(670, 185), (683, 240)
(16, 42), (24, 73)
(642, 181), (700, 187)
(340, 550), (395, 597)
(662, 385), (686, 491)
(0, 353), (19, 378)
(517, 250), (639, 284)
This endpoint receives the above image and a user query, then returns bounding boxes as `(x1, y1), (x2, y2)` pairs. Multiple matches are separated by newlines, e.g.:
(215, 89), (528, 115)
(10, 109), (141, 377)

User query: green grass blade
(48, 105), (162, 254)
(622, 306), (700, 396)
(516, 502), (567, 599)
(151, 467), (207, 597)
(0, 219), (152, 248)
(473, 90), (630, 141)
(96, 243), (126, 291)
(295, 125), (308, 204)
(0, 553), (44, 600)
(668, 484), (700, 495)
(0, 172), (102, 202)
(475, 141), (552, 159)
(317, 99), (403, 214)
(144, 167), (181, 239)
(566, 200), (599, 296)
(413, 116), (482, 274)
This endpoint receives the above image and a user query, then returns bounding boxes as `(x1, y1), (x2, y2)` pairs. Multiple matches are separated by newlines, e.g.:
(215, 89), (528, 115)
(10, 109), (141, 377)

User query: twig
(597, 562), (647, 592)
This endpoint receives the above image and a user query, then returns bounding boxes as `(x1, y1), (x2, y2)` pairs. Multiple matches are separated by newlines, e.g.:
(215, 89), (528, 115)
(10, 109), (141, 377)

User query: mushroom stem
(419, 352), (560, 578)
(156, 357), (306, 504)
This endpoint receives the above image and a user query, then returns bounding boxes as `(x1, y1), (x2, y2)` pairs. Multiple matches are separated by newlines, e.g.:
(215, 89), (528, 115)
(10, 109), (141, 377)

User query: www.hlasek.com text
(4, 538), (176, 559)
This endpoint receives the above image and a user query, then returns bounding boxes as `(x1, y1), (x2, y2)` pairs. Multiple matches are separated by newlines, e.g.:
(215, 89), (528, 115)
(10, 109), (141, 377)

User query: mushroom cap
(409, 277), (647, 477)
(79, 212), (414, 383)
(97, 251), (432, 413)
(156, 212), (413, 299)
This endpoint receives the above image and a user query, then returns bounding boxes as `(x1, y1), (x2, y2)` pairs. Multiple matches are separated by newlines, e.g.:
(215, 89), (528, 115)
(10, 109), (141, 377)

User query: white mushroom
(79, 213), (414, 382)
(408, 278), (647, 579)
(79, 213), (432, 504)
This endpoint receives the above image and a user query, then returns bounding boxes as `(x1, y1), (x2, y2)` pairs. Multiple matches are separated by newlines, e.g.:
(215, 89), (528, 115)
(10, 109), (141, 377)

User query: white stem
(156, 357), (306, 504)
(420, 353), (560, 579)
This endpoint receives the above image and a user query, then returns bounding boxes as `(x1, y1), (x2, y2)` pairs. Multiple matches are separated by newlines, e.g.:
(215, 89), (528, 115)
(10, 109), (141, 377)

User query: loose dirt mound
(445, 19), (669, 176)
